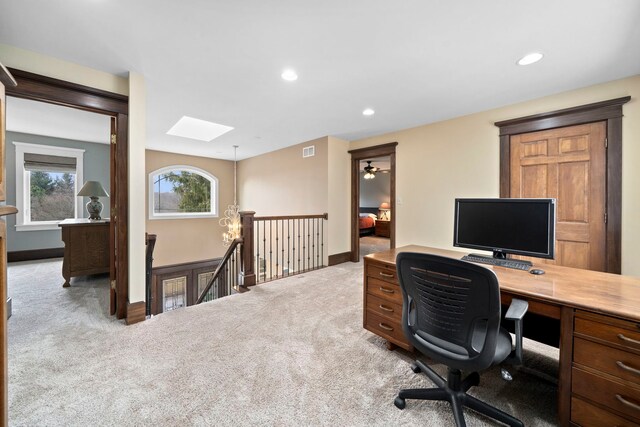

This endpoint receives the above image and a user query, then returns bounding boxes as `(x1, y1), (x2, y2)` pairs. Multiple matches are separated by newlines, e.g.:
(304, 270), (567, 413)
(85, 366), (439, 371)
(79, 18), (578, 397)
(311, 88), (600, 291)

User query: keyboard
(461, 254), (531, 271)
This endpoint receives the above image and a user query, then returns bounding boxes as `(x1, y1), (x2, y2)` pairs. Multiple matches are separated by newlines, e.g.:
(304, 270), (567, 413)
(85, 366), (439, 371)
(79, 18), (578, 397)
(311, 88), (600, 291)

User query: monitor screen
(453, 198), (556, 259)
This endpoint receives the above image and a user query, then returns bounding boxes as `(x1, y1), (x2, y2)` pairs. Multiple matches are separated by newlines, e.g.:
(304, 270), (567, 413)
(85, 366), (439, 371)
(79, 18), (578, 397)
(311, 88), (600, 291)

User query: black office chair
(394, 252), (528, 427)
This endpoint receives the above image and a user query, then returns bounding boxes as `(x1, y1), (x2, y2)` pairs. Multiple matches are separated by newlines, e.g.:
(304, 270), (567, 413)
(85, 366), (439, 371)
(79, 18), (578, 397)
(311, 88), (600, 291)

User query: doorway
(348, 142), (397, 261)
(358, 156), (391, 257)
(6, 68), (129, 317)
(5, 96), (113, 311)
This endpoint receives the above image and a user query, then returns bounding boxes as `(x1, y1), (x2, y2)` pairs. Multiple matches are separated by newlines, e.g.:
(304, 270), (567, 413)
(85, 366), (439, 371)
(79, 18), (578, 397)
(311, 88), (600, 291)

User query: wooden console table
(59, 218), (110, 287)
(364, 245), (640, 426)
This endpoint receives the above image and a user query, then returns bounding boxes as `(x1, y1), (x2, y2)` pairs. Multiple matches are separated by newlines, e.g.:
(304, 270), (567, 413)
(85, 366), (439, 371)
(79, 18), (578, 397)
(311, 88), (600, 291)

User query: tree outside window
(149, 166), (217, 219)
(29, 171), (76, 221)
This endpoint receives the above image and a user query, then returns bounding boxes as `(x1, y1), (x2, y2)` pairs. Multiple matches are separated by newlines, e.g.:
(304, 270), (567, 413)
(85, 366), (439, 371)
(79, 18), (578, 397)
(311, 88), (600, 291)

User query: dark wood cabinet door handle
(618, 333), (640, 346)
(379, 271), (394, 278)
(379, 287), (394, 294)
(615, 394), (640, 412)
(379, 304), (393, 312)
(378, 323), (393, 331)
(616, 360), (640, 377)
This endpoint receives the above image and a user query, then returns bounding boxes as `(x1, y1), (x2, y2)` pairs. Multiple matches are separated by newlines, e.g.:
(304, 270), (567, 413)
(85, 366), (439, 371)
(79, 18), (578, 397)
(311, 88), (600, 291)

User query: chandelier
(220, 145), (241, 245)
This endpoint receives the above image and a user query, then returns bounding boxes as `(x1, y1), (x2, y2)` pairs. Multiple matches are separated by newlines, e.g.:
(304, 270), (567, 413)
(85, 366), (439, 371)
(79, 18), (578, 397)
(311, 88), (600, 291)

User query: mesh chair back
(396, 252), (501, 371)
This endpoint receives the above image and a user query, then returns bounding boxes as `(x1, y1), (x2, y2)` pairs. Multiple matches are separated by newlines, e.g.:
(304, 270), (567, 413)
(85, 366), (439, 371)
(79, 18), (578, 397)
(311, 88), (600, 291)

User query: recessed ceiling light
(167, 116), (234, 142)
(362, 108), (375, 116)
(517, 52), (544, 66)
(281, 69), (298, 81)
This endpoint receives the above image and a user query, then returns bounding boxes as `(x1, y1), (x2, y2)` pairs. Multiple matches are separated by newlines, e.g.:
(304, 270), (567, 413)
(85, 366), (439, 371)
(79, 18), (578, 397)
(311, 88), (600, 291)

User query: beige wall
(238, 137), (329, 216)
(146, 150), (234, 267)
(350, 75), (640, 277)
(128, 72), (146, 301)
(237, 137), (332, 264)
(327, 136), (351, 257)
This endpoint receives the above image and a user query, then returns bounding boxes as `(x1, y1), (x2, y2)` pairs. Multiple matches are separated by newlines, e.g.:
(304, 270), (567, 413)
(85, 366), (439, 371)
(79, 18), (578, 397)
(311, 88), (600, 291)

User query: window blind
(24, 153), (77, 173)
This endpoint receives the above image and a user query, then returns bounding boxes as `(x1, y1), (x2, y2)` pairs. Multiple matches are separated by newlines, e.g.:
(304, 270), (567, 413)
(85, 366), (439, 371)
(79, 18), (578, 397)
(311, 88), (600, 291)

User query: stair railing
(196, 237), (243, 304)
(253, 213), (328, 283)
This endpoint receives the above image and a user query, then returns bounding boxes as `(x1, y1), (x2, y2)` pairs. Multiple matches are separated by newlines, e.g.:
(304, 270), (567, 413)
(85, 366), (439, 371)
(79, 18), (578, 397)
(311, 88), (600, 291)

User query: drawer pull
(378, 323), (394, 331)
(379, 271), (395, 278)
(615, 394), (640, 412)
(379, 287), (395, 294)
(618, 333), (640, 346)
(379, 304), (394, 312)
(616, 360), (640, 377)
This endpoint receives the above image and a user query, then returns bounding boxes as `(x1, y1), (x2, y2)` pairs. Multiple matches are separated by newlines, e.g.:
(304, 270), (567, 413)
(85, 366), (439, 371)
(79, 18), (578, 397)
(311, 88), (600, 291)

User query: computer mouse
(529, 269), (545, 275)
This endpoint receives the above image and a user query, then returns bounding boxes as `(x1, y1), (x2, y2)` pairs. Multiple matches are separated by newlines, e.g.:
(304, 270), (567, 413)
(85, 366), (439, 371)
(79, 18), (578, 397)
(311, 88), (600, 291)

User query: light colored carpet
(8, 258), (559, 426)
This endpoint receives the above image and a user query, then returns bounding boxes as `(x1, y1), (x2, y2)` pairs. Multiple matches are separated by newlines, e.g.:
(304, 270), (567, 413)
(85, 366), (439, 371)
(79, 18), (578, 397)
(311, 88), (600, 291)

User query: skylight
(167, 116), (234, 142)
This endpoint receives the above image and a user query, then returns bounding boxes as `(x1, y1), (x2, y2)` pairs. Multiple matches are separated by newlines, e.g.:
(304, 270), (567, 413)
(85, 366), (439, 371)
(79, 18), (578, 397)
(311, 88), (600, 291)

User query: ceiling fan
(363, 161), (377, 180)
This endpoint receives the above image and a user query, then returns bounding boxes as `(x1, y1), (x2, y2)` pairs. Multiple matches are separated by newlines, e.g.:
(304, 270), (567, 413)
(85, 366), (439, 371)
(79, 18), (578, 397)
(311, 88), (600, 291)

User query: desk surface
(366, 245), (640, 323)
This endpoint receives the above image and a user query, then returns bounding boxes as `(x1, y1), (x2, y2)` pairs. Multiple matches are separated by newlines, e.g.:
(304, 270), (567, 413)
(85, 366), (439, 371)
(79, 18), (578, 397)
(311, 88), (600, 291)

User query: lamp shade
(77, 181), (109, 197)
(379, 202), (391, 210)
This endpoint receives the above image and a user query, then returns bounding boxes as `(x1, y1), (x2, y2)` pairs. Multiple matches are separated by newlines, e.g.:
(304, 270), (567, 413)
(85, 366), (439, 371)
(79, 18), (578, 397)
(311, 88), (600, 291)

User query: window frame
(148, 165), (218, 220)
(14, 142), (85, 231)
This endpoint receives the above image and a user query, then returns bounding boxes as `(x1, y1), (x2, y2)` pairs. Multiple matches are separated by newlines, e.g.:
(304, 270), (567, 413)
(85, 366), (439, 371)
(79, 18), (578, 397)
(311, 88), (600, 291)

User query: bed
(359, 207), (378, 236)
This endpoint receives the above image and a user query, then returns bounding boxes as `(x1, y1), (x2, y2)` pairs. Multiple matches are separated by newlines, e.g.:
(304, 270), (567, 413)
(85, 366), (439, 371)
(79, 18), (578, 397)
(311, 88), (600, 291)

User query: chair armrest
(505, 298), (528, 365)
(505, 298), (528, 321)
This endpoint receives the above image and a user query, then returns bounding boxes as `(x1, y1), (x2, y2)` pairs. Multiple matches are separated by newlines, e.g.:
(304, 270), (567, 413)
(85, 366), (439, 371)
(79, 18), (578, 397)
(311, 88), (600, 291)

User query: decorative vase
(86, 196), (103, 220)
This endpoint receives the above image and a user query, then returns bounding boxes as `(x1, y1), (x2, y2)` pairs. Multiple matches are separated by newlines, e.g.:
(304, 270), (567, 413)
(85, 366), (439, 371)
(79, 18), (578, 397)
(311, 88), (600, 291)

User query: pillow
(367, 214), (378, 220)
(359, 213), (368, 218)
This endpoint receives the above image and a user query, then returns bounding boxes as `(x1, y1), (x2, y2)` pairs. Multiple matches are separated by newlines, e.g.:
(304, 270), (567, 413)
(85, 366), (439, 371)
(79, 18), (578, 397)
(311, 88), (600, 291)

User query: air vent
(302, 146), (315, 158)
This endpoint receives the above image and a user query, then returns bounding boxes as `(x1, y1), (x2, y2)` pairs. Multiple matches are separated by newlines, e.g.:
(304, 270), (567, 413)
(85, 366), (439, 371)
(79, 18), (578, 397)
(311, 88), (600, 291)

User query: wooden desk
(364, 245), (640, 426)
(59, 218), (110, 287)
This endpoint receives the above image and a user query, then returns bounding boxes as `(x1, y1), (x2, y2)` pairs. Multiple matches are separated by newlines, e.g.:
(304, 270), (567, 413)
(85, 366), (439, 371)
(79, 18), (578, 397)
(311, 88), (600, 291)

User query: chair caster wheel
(411, 364), (421, 373)
(394, 396), (406, 410)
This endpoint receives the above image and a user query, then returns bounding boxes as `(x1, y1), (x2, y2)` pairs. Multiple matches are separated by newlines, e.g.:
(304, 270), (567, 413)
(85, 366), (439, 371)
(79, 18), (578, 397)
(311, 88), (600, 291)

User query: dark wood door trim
(6, 68), (128, 115)
(6, 68), (130, 317)
(496, 97), (630, 274)
(348, 142), (398, 262)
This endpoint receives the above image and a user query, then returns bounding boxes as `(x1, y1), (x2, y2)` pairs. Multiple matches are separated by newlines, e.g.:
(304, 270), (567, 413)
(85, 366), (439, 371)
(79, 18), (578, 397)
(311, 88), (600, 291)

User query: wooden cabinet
(363, 256), (411, 350)
(59, 218), (110, 287)
(572, 311), (640, 425)
(375, 220), (390, 238)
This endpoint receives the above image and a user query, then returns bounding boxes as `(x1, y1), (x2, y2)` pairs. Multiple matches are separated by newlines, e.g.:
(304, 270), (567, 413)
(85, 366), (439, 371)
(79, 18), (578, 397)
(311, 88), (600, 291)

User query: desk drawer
(366, 277), (402, 304)
(572, 367), (640, 423)
(366, 294), (402, 323)
(571, 397), (638, 427)
(575, 312), (640, 352)
(366, 263), (399, 285)
(574, 337), (640, 384)
(365, 310), (407, 344)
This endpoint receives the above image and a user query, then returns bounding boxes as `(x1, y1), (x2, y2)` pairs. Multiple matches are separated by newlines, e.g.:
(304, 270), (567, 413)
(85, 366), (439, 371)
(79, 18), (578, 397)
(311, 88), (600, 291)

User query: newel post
(239, 211), (256, 287)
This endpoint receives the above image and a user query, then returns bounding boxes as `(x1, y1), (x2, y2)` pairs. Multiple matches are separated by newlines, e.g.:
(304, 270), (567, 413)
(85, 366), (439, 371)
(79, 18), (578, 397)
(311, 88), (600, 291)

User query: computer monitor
(453, 198), (556, 260)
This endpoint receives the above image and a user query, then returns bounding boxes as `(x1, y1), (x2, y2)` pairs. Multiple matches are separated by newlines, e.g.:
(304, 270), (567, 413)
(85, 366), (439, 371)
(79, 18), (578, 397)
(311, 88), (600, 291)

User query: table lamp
(379, 202), (391, 221)
(77, 181), (109, 220)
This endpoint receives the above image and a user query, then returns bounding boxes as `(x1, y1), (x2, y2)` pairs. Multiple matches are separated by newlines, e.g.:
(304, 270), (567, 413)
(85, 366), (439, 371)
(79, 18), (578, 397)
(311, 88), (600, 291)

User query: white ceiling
(6, 97), (111, 144)
(1, 1), (639, 161)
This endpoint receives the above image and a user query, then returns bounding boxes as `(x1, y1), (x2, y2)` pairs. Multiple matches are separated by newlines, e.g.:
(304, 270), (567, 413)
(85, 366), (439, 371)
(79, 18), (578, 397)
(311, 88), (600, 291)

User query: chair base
(394, 360), (523, 427)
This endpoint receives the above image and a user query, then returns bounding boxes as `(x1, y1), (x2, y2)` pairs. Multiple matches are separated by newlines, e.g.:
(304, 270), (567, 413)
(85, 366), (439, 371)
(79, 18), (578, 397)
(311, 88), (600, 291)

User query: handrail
(254, 213), (328, 221)
(196, 237), (243, 304)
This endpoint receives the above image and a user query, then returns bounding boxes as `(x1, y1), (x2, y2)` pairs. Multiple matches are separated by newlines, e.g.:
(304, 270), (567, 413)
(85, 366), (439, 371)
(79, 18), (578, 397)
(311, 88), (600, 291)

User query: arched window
(148, 165), (218, 219)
